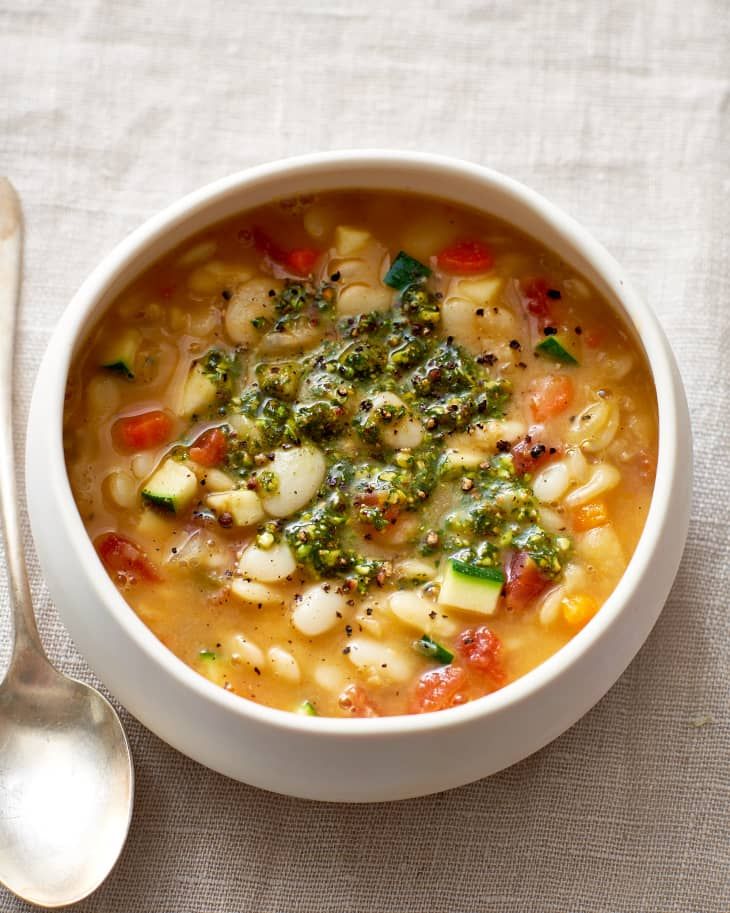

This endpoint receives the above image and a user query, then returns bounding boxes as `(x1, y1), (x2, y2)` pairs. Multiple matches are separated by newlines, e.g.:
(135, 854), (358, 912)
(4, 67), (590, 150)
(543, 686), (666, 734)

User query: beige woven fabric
(1, 1), (728, 910)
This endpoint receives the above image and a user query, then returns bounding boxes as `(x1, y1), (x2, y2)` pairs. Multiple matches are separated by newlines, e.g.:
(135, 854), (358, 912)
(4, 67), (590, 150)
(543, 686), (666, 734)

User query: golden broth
(64, 191), (657, 717)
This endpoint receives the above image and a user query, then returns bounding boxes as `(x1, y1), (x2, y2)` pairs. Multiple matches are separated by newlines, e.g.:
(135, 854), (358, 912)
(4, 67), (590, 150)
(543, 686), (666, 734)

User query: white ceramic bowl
(26, 151), (691, 802)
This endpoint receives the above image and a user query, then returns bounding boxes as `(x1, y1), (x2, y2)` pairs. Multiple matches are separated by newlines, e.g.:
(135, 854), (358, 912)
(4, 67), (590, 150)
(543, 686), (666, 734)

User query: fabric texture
(1, 1), (728, 910)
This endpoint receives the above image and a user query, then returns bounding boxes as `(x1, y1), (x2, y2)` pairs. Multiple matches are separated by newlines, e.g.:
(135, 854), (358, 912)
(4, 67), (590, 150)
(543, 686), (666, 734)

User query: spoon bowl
(0, 178), (134, 906)
(0, 648), (133, 907)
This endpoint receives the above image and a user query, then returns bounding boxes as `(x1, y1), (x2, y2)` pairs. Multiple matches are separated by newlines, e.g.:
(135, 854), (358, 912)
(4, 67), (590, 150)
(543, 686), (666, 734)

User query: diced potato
(334, 225), (372, 256)
(206, 490), (265, 527)
(455, 275), (503, 306)
(179, 362), (218, 417)
(136, 508), (174, 539)
(399, 216), (458, 261)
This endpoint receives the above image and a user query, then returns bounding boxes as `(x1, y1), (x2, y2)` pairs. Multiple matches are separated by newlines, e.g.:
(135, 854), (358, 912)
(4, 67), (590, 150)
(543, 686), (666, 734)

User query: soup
(64, 191), (657, 718)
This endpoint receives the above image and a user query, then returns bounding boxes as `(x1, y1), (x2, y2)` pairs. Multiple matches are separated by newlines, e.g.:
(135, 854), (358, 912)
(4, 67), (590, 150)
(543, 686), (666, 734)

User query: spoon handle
(0, 179), (46, 665)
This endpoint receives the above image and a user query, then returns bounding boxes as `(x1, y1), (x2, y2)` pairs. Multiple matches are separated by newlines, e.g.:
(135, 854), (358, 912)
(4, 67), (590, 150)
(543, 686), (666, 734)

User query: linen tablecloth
(1, 1), (728, 910)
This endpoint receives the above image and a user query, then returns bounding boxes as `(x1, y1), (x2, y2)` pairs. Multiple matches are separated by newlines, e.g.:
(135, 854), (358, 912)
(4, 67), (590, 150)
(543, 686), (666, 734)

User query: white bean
(388, 590), (457, 637)
(367, 392), (424, 449)
(337, 282), (392, 315)
(267, 647), (301, 683)
(224, 277), (283, 345)
(577, 525), (626, 579)
(602, 351), (634, 380)
(292, 585), (347, 637)
(538, 507), (565, 534)
(441, 297), (478, 352)
(176, 240), (218, 268)
(569, 400), (619, 453)
(394, 559), (438, 583)
(533, 461), (571, 504)
(260, 445), (326, 518)
(303, 203), (338, 240)
(346, 638), (414, 683)
(314, 663), (346, 693)
(238, 540), (297, 582)
(539, 563), (588, 626)
(460, 418), (526, 453)
(131, 451), (156, 480)
(230, 579), (287, 606)
(87, 375), (120, 417)
(199, 468), (236, 492)
(565, 463), (620, 508)
(442, 447), (485, 471)
(564, 446), (589, 484)
(328, 257), (369, 283)
(103, 470), (137, 509)
(257, 323), (323, 354)
(227, 632), (264, 668)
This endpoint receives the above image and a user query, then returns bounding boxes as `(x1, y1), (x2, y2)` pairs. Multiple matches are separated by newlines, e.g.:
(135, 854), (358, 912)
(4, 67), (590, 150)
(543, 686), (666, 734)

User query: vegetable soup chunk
(64, 190), (657, 717)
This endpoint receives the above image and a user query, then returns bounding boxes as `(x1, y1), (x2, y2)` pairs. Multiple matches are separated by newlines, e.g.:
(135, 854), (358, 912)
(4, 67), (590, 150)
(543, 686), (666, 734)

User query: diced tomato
(436, 239), (494, 274)
(503, 552), (550, 612)
(528, 374), (574, 421)
(339, 684), (380, 718)
(457, 626), (505, 685)
(95, 532), (160, 583)
(285, 248), (321, 277)
(410, 665), (468, 714)
(189, 427), (228, 467)
(253, 227), (321, 277)
(511, 436), (560, 475)
(112, 410), (173, 451)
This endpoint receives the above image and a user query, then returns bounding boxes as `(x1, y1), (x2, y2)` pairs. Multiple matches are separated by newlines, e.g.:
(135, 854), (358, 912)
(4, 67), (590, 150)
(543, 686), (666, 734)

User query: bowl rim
(38, 149), (682, 737)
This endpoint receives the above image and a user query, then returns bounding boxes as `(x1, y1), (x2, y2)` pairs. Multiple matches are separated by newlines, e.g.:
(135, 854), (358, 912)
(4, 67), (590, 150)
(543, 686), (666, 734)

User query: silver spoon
(0, 178), (134, 907)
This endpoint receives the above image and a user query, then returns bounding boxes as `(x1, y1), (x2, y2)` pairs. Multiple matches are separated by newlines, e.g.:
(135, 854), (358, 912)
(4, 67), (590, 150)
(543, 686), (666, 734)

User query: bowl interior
(45, 152), (682, 735)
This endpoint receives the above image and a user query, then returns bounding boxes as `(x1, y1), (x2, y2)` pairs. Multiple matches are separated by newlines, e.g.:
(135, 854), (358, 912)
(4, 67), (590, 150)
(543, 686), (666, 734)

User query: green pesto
(176, 273), (567, 591)
(255, 361), (303, 401)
